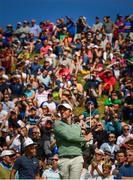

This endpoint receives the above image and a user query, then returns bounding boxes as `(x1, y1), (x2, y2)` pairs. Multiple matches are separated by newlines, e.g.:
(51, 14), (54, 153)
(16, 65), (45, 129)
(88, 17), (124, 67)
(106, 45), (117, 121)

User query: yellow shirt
(0, 163), (11, 179)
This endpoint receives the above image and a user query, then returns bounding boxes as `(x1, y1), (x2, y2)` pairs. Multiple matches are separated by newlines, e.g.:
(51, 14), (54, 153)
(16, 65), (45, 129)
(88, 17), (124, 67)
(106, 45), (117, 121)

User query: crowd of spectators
(0, 14), (133, 179)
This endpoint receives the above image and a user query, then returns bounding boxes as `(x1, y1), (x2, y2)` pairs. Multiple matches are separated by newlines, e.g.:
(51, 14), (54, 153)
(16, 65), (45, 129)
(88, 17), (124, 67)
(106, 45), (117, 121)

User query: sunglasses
(52, 158), (59, 161)
(123, 129), (129, 131)
(109, 136), (115, 138)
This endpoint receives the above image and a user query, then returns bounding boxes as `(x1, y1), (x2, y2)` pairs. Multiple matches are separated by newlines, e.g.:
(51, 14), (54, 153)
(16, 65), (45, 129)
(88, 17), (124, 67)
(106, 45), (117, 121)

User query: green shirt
(54, 120), (86, 157)
(104, 98), (121, 106)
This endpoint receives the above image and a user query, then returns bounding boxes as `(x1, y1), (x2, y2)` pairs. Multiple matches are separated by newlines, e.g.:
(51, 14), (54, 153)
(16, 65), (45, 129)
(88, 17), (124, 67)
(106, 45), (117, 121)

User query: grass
(74, 72), (107, 119)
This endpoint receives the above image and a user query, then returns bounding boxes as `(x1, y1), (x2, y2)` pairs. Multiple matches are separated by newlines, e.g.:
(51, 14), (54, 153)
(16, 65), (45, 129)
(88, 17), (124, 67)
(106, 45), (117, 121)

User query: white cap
(57, 103), (72, 111)
(41, 103), (49, 109)
(0, 150), (15, 157)
(95, 148), (104, 155)
(17, 120), (25, 127)
(23, 138), (36, 148)
(48, 47), (53, 51)
(1, 128), (8, 133)
(94, 45), (99, 48)
(2, 74), (9, 80)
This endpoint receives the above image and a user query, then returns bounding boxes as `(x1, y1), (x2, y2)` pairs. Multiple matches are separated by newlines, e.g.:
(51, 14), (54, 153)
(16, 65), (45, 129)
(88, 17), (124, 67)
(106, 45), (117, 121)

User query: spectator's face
(26, 145), (37, 156)
(126, 143), (133, 150)
(123, 126), (130, 136)
(95, 152), (103, 161)
(111, 93), (118, 100)
(38, 87), (44, 93)
(127, 151), (133, 164)
(96, 123), (103, 131)
(108, 134), (116, 143)
(87, 103), (94, 110)
(51, 155), (59, 169)
(96, 18), (99, 23)
(30, 109), (36, 116)
(42, 106), (49, 113)
(116, 153), (126, 164)
(32, 128), (41, 140)
(10, 113), (17, 120)
(4, 95), (10, 101)
(3, 155), (14, 166)
(112, 104), (119, 111)
(102, 166), (111, 176)
(104, 153), (111, 161)
(20, 127), (28, 137)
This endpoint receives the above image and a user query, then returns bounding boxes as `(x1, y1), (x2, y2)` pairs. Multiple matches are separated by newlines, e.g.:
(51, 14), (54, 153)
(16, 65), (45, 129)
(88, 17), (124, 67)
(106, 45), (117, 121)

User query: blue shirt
(13, 155), (39, 179)
(119, 164), (133, 178)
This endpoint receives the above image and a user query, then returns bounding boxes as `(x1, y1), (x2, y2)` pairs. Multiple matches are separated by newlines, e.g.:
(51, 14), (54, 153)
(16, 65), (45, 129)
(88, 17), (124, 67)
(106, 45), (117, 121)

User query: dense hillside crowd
(0, 15), (133, 179)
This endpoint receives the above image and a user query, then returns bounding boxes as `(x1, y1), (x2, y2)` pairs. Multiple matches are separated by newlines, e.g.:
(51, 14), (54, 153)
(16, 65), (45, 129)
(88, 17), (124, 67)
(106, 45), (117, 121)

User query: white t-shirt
(116, 134), (133, 145)
(35, 90), (49, 107)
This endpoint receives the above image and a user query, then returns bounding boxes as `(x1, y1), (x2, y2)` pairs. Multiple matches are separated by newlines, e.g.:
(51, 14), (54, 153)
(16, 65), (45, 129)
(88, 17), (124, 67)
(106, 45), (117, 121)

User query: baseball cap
(0, 66), (5, 71)
(48, 47), (53, 51)
(23, 138), (36, 148)
(0, 150), (15, 157)
(57, 103), (72, 111)
(41, 103), (49, 109)
(17, 22), (22, 25)
(1, 128), (8, 133)
(95, 149), (104, 155)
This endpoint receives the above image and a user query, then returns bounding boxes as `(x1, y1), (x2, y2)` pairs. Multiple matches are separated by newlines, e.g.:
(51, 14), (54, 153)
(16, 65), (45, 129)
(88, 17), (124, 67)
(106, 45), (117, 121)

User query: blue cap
(87, 101), (94, 105)
(0, 66), (5, 71)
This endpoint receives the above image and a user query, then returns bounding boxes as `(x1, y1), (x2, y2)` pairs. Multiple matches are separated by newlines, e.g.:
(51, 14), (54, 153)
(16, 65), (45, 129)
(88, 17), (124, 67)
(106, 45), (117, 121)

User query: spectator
(100, 133), (119, 159)
(10, 138), (40, 179)
(40, 119), (53, 163)
(87, 148), (104, 179)
(103, 16), (114, 44)
(118, 149), (133, 179)
(117, 125), (133, 149)
(29, 19), (41, 38)
(92, 16), (103, 32)
(42, 154), (60, 180)
(112, 150), (127, 179)
(0, 149), (16, 179)
(122, 88), (133, 124)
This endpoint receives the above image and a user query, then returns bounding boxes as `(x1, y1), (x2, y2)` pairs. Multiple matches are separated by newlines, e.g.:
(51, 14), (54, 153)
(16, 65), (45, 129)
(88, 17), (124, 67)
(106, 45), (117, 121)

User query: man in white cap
(0, 149), (15, 179)
(10, 138), (40, 179)
(54, 103), (92, 179)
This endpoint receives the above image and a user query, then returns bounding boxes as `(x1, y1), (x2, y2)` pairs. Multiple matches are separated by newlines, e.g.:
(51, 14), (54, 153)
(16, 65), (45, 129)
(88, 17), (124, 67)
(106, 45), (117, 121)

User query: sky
(0, 0), (133, 28)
